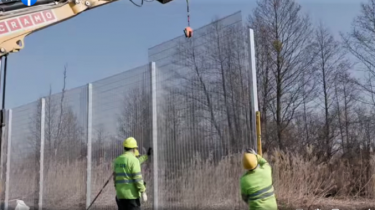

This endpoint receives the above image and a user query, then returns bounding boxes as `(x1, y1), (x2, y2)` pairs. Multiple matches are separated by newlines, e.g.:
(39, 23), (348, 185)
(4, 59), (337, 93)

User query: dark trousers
(116, 196), (141, 210)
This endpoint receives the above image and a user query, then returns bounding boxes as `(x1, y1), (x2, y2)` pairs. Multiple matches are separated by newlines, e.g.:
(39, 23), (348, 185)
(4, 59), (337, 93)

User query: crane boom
(0, 0), (171, 57)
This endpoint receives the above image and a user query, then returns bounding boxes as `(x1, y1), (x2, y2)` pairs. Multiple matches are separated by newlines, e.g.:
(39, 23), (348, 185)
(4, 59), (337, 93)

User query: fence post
(248, 28), (259, 150)
(150, 62), (158, 210)
(86, 83), (93, 209)
(38, 98), (45, 210)
(4, 109), (11, 210)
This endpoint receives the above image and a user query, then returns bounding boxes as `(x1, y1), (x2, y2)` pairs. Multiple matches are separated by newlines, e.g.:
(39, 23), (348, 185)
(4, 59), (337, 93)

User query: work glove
(142, 192), (148, 202)
(147, 147), (153, 156)
(246, 148), (257, 155)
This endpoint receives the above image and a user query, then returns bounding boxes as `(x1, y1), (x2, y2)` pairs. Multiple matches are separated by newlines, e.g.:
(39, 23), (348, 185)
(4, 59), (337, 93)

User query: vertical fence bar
(0, 106), (5, 208)
(86, 83), (93, 209)
(38, 98), (45, 210)
(4, 109), (11, 210)
(248, 28), (259, 149)
(151, 62), (158, 210)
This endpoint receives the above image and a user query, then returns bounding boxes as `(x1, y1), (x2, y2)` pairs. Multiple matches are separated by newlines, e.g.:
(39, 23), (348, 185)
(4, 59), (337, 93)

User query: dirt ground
(278, 199), (375, 210)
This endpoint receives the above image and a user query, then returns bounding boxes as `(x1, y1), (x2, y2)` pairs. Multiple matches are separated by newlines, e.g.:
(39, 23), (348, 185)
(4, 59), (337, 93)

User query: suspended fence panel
(149, 11), (253, 210)
(8, 101), (40, 210)
(90, 64), (153, 210)
(42, 86), (88, 210)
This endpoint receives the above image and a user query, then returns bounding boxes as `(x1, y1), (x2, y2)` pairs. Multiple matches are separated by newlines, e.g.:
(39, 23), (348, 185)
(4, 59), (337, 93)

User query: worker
(240, 148), (278, 210)
(113, 137), (147, 210)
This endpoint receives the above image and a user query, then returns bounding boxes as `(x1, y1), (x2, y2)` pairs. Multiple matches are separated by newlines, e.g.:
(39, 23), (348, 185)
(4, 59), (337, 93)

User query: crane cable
(129, 0), (154, 7)
(130, 0), (191, 27)
(129, 0), (143, 7)
(186, 0), (190, 27)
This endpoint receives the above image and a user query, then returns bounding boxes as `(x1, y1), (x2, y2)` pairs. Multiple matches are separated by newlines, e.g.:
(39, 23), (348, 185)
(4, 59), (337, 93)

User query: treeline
(250, 0), (375, 164)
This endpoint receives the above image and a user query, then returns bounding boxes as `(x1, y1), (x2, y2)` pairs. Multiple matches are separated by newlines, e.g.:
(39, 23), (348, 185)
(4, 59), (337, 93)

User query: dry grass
(6, 149), (375, 210)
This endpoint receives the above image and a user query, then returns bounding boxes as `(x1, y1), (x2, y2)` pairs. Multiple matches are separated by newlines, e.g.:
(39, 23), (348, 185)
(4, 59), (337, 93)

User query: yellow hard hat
(242, 152), (258, 170)
(123, 137), (138, 149)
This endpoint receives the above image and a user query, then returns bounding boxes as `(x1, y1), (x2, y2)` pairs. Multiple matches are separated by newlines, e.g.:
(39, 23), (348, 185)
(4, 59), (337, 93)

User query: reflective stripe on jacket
(240, 155), (278, 210)
(113, 151), (146, 199)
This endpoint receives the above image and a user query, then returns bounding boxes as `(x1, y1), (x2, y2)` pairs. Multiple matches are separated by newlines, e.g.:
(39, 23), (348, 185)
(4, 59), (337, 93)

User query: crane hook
(183, 0), (192, 38)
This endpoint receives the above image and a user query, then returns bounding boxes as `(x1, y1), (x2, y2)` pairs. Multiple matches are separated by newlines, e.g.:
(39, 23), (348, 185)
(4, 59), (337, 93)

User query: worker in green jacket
(113, 137), (148, 210)
(240, 148), (278, 210)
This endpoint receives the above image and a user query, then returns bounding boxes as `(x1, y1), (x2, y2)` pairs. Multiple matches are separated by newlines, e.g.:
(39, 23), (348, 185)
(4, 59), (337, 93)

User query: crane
(0, 0), (173, 57)
(0, 0), (185, 179)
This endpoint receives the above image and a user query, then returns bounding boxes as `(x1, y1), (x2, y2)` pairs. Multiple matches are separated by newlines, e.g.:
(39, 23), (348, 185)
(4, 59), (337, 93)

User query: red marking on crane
(42, 11), (56, 21)
(0, 22), (9, 35)
(0, 10), (57, 37)
(31, 13), (45, 24)
(19, 16), (33, 28)
(7, 19), (21, 31)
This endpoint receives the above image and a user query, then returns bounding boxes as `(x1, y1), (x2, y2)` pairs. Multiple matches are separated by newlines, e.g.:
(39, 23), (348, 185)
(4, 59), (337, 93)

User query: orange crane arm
(0, 0), (172, 57)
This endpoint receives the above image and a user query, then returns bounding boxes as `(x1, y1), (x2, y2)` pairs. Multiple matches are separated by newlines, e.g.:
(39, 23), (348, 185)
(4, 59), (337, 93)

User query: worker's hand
(144, 181), (146, 186)
(147, 147), (153, 156)
(246, 148), (257, 154)
(142, 192), (148, 202)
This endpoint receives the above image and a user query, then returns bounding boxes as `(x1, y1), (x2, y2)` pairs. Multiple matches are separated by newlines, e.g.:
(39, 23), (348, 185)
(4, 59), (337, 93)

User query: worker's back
(240, 155), (278, 210)
(113, 151), (145, 199)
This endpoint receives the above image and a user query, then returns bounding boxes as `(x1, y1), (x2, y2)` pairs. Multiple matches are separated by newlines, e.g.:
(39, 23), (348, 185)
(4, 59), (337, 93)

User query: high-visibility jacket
(240, 155), (278, 210)
(113, 151), (146, 199)
(138, 155), (148, 165)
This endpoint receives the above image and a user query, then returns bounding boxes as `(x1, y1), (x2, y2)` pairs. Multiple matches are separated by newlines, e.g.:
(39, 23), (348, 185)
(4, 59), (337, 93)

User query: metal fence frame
(0, 27), (258, 210)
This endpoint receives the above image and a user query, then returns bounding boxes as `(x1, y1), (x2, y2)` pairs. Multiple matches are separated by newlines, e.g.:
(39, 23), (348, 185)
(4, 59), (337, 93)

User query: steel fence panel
(42, 86), (88, 210)
(90, 64), (153, 210)
(149, 11), (253, 210)
(7, 101), (40, 210)
(1, 110), (10, 210)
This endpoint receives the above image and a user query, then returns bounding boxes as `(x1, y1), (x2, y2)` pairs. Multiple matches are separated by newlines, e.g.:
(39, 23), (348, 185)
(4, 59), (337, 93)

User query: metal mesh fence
(0, 10), (257, 210)
(8, 101), (40, 210)
(42, 86), (88, 210)
(0, 110), (10, 209)
(90, 64), (153, 210)
(149, 11), (253, 210)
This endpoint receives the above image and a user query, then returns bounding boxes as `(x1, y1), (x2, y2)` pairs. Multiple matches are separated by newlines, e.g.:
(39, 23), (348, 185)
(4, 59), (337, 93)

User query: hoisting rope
(129, 0), (154, 7)
(186, 0), (190, 27)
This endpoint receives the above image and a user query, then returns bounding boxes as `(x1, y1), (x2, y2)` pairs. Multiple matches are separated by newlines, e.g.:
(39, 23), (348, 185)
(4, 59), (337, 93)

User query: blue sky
(5, 0), (364, 108)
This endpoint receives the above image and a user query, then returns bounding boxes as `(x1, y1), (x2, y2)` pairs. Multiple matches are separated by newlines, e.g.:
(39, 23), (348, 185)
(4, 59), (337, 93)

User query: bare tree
(342, 0), (375, 106)
(92, 123), (107, 165)
(117, 73), (152, 154)
(169, 19), (253, 157)
(248, 0), (315, 149)
(334, 71), (359, 154)
(312, 22), (349, 158)
(29, 65), (85, 164)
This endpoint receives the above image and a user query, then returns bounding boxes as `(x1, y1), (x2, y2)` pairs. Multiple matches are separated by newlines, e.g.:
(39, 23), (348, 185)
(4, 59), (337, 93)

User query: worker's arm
(256, 154), (268, 167)
(247, 148), (267, 167)
(132, 159), (146, 193)
(138, 155), (149, 165)
(112, 160), (116, 187)
(138, 148), (152, 164)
